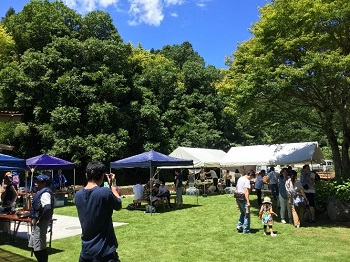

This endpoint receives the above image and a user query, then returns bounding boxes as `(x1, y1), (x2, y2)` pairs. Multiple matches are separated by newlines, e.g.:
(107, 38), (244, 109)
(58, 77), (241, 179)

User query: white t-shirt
(304, 172), (316, 193)
(133, 184), (144, 200)
(209, 170), (218, 179)
(41, 192), (51, 206)
(236, 176), (250, 194)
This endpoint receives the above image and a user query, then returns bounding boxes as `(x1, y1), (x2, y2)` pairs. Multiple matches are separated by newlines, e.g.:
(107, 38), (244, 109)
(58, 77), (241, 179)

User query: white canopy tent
(220, 142), (324, 168)
(167, 147), (227, 168)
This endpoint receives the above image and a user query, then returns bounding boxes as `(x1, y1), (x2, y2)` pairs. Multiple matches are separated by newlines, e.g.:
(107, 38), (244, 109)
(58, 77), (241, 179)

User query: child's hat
(262, 196), (272, 204)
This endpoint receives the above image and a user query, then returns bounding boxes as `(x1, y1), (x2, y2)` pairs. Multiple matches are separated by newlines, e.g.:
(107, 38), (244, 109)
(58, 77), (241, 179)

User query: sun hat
(4, 172), (13, 181)
(262, 196), (272, 204)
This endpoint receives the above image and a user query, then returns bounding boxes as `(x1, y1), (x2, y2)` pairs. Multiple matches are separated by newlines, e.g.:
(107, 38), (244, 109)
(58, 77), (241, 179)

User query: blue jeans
(236, 199), (250, 233)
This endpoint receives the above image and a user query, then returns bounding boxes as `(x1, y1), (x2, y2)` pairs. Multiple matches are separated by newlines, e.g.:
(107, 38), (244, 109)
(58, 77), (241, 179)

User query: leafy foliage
(316, 179), (350, 212)
(226, 0), (350, 177)
(0, 0), (232, 180)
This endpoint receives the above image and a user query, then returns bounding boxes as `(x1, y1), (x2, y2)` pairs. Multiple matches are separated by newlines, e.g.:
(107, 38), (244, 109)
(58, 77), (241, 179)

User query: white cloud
(164, 0), (185, 6)
(128, 0), (164, 26)
(62, 0), (119, 13)
(196, 0), (211, 8)
(63, 0), (204, 27)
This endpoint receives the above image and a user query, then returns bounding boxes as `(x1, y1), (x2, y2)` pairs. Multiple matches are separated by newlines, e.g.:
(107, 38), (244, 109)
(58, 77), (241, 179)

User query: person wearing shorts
(28, 174), (54, 262)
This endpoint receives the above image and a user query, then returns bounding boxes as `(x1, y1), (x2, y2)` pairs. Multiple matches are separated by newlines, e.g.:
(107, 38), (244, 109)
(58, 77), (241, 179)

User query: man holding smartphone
(75, 161), (122, 262)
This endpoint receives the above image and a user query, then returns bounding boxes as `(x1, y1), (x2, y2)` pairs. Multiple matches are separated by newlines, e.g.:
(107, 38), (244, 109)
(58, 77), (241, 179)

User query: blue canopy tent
(110, 150), (193, 212)
(110, 150), (193, 169)
(26, 154), (75, 193)
(0, 153), (26, 170)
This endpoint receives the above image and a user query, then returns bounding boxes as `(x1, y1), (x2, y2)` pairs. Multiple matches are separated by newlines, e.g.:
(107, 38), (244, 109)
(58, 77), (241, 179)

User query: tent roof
(26, 154), (75, 170)
(0, 153), (25, 170)
(272, 142), (324, 165)
(220, 142), (324, 167)
(168, 147), (226, 168)
(110, 150), (193, 169)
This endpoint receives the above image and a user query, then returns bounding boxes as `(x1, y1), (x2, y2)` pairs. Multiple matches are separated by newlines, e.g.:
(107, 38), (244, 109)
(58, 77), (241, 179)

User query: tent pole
(73, 169), (76, 202)
(150, 166), (153, 215)
(194, 165), (198, 205)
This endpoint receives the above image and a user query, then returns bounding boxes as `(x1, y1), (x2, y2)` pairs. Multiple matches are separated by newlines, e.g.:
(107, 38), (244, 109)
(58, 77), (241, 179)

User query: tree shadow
(0, 247), (37, 262)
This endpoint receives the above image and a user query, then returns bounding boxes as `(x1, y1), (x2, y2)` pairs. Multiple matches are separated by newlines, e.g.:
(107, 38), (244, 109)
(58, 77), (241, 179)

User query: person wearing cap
(75, 161), (122, 262)
(0, 172), (18, 234)
(51, 169), (67, 191)
(235, 170), (252, 234)
(259, 196), (278, 237)
(28, 174), (54, 262)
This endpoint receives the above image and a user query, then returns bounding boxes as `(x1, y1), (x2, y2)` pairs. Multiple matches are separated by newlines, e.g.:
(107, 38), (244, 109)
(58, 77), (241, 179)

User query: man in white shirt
(206, 169), (219, 192)
(235, 170), (252, 234)
(133, 181), (144, 201)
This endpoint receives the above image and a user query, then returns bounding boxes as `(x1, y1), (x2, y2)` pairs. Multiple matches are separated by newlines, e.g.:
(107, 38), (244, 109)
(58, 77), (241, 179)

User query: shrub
(315, 178), (350, 212)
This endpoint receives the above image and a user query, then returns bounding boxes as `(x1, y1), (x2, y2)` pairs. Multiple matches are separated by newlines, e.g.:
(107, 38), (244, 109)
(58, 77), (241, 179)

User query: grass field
(1, 193), (350, 262)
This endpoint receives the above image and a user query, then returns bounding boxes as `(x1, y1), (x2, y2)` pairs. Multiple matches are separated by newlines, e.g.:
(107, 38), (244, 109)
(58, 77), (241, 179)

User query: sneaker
(263, 232), (267, 235)
(296, 225), (300, 228)
(236, 226), (243, 232)
(271, 233), (277, 237)
(281, 219), (286, 224)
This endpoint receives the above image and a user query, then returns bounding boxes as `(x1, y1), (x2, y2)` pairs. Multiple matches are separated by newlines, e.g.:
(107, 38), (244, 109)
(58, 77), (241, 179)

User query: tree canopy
(225, 0), (350, 178)
(0, 0), (231, 174)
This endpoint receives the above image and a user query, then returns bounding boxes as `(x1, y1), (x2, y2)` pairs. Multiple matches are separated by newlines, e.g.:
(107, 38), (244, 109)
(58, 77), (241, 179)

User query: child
(259, 196), (278, 237)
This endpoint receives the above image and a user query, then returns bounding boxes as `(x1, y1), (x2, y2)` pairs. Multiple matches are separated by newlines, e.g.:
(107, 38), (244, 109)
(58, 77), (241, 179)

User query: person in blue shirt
(278, 168), (292, 224)
(75, 161), (122, 262)
(254, 170), (265, 206)
(51, 170), (67, 190)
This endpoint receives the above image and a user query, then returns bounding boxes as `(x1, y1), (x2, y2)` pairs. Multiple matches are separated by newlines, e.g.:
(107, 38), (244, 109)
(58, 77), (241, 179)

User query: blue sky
(0, 0), (266, 68)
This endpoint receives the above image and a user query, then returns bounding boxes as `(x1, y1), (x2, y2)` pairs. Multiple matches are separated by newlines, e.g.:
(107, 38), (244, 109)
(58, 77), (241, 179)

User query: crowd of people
(234, 164), (319, 235)
(0, 162), (322, 261)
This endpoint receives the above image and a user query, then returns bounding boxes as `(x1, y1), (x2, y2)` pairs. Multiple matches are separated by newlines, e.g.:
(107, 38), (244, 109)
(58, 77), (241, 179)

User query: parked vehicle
(311, 160), (333, 172)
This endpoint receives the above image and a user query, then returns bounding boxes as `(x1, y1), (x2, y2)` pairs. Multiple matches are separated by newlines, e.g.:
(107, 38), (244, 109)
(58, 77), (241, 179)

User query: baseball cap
(35, 174), (50, 183)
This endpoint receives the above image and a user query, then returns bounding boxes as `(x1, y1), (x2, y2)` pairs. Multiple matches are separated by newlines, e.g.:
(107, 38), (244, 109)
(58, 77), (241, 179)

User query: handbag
(234, 191), (245, 201)
(293, 195), (307, 207)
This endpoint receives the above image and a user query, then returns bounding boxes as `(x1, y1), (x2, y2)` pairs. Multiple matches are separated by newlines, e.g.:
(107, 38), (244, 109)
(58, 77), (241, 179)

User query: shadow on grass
(0, 247), (36, 262)
(127, 203), (201, 214)
(249, 196), (350, 229)
(0, 232), (64, 258)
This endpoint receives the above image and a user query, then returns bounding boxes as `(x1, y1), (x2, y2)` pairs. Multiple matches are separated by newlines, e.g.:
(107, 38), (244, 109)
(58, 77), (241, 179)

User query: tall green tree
(226, 0), (350, 178)
(2, 0), (82, 55)
(0, 24), (14, 68)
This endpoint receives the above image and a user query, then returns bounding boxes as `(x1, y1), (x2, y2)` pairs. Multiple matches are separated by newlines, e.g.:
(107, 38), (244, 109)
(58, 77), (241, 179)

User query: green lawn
(1, 194), (350, 262)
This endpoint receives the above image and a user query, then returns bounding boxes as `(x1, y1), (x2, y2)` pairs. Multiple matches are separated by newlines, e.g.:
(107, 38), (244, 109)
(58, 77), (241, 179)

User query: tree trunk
(324, 126), (341, 179)
(341, 134), (350, 179)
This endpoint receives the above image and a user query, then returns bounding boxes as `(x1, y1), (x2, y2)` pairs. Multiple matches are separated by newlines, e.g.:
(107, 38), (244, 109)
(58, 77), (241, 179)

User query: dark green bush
(315, 178), (350, 212)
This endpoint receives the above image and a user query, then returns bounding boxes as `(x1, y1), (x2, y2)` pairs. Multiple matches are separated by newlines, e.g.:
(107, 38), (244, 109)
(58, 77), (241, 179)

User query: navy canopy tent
(26, 154), (75, 192)
(110, 150), (194, 212)
(26, 154), (75, 170)
(0, 153), (25, 170)
(110, 150), (193, 169)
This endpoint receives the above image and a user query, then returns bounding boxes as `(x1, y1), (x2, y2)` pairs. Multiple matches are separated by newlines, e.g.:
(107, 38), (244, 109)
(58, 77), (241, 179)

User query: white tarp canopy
(161, 147), (227, 168)
(220, 142), (324, 167)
